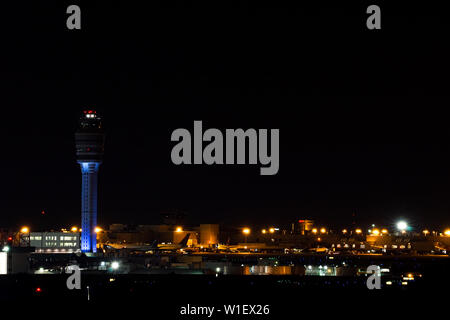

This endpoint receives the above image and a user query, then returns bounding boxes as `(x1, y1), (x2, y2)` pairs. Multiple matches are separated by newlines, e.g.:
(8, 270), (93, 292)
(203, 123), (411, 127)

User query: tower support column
(79, 161), (101, 253)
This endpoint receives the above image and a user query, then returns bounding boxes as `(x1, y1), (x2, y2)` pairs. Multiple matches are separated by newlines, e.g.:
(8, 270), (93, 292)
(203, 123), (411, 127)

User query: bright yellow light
(243, 228), (250, 235)
(355, 228), (362, 234)
(342, 229), (347, 234)
(94, 227), (102, 233)
(175, 226), (183, 233)
(372, 229), (380, 236)
(20, 227), (29, 233)
(312, 228), (318, 234)
(381, 229), (388, 234)
(444, 229), (450, 237)
(269, 228), (275, 233)
(262, 229), (267, 234)
(71, 226), (78, 232)
(422, 229), (429, 236)
(320, 228), (326, 234)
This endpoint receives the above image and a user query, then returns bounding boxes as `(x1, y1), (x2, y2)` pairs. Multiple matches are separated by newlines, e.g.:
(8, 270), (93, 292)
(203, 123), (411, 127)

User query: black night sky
(1, 1), (449, 231)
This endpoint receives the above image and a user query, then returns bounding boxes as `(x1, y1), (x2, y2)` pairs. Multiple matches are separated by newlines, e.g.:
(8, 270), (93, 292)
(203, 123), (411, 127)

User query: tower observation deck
(75, 110), (105, 253)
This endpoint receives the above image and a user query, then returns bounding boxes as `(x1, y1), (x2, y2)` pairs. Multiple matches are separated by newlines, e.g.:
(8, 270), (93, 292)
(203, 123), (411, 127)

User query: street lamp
(396, 221), (408, 232)
(243, 228), (250, 243)
(355, 228), (362, 235)
(111, 261), (119, 270)
(20, 226), (29, 233)
(19, 226), (30, 247)
(444, 229), (450, 237)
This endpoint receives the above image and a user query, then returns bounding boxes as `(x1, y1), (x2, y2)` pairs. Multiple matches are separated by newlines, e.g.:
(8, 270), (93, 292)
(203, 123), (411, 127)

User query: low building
(30, 232), (80, 253)
(293, 219), (314, 235)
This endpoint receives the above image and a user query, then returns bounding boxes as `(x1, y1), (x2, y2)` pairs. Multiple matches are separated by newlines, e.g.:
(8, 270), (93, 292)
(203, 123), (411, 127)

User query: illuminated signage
(0, 252), (7, 275)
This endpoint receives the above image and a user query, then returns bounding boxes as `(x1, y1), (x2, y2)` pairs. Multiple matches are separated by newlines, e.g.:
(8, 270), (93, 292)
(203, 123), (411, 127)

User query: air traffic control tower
(75, 110), (105, 253)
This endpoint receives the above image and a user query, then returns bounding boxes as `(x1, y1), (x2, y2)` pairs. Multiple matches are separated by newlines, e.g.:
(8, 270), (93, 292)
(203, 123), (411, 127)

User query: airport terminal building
(30, 232), (80, 253)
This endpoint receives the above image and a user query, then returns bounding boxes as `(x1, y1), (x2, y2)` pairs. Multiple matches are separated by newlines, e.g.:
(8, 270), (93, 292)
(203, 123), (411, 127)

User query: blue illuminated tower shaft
(79, 162), (101, 252)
